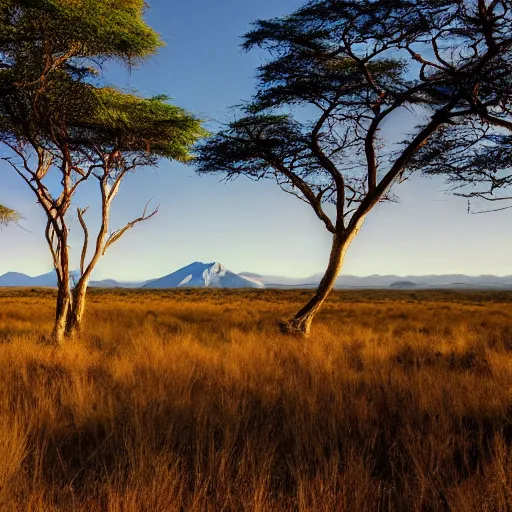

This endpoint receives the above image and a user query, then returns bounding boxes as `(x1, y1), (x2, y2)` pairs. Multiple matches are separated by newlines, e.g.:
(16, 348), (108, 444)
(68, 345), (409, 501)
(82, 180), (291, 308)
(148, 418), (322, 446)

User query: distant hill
(239, 272), (512, 290)
(0, 271), (58, 287)
(0, 271), (128, 289)
(390, 281), (419, 289)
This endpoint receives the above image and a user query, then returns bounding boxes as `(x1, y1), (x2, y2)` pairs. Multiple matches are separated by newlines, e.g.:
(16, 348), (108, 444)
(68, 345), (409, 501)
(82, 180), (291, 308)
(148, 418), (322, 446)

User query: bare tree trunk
(53, 285), (72, 344)
(65, 281), (88, 338)
(47, 216), (75, 345)
(281, 219), (364, 337)
(52, 244), (72, 345)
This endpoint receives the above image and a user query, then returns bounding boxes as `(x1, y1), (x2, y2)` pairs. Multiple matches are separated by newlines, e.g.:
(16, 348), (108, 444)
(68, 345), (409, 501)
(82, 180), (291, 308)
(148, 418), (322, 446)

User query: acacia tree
(0, 1), (204, 343)
(196, 0), (512, 336)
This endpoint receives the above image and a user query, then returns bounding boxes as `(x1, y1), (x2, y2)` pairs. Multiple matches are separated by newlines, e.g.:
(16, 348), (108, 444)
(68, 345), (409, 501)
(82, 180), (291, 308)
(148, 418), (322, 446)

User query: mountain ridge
(1, 266), (512, 290)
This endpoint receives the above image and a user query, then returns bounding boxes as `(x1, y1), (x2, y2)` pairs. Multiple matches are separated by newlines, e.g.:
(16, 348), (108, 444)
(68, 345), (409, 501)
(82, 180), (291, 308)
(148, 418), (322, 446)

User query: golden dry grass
(1, 288), (512, 511)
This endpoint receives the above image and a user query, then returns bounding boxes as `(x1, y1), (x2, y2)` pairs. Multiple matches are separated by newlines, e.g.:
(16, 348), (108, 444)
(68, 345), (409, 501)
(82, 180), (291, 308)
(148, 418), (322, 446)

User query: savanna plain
(1, 288), (512, 511)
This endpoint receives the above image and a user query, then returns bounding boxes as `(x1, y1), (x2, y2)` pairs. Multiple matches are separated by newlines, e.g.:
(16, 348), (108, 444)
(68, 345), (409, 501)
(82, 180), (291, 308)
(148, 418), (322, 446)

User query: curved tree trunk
(52, 235), (72, 345)
(65, 282), (88, 338)
(281, 220), (364, 337)
(53, 286), (72, 345)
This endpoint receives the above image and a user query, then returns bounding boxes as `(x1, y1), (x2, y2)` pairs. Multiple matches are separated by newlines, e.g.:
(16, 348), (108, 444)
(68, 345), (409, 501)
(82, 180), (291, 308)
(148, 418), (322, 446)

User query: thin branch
(471, 204), (512, 214)
(102, 200), (159, 255)
(268, 156), (336, 234)
(77, 207), (89, 276)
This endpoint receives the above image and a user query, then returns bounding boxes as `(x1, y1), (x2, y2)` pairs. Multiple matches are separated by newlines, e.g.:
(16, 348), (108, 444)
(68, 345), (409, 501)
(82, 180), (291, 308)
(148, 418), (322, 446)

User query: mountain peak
(144, 261), (263, 289)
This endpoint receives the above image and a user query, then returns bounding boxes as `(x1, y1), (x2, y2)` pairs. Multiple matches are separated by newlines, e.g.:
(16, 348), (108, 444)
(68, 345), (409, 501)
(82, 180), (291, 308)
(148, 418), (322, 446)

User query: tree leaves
(0, 204), (20, 226)
(0, 1), (206, 163)
(0, 0), (161, 65)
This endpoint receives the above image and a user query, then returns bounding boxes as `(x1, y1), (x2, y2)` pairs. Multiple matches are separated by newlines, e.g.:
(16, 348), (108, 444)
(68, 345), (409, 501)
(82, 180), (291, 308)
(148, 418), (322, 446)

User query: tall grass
(0, 289), (512, 511)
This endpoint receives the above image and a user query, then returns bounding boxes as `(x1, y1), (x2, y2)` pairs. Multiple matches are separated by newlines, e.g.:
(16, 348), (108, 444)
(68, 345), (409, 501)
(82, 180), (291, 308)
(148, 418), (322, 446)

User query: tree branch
(268, 156), (336, 234)
(349, 99), (459, 232)
(102, 200), (159, 255)
(77, 207), (89, 276)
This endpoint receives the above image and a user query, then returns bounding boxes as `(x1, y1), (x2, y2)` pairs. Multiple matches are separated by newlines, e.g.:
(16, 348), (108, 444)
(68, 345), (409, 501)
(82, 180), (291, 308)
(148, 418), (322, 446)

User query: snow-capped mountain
(144, 262), (264, 289)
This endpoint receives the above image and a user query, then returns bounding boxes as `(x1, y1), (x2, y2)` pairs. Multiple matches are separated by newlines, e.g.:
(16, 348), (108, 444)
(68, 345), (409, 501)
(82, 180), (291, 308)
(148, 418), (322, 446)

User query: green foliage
(251, 51), (407, 112)
(198, 115), (307, 176)
(0, 0), (161, 63)
(83, 89), (205, 160)
(0, 0), (205, 163)
(0, 204), (20, 226)
(0, 80), (204, 163)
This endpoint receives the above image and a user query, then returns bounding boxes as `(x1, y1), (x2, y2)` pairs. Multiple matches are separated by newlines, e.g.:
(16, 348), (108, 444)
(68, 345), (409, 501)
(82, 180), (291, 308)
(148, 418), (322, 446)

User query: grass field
(1, 288), (512, 511)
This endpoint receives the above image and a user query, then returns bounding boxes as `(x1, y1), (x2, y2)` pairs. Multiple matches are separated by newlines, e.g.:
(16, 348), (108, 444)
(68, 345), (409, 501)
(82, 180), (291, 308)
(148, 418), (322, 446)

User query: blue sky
(0, 0), (511, 280)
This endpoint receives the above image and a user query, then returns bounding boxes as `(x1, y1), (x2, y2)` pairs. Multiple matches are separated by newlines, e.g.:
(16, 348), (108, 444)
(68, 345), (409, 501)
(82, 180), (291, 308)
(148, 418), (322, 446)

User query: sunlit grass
(0, 288), (512, 511)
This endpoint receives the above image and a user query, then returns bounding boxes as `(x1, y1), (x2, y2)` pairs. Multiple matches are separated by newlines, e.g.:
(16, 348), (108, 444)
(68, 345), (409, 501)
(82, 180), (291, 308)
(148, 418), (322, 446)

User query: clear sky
(0, 0), (511, 280)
